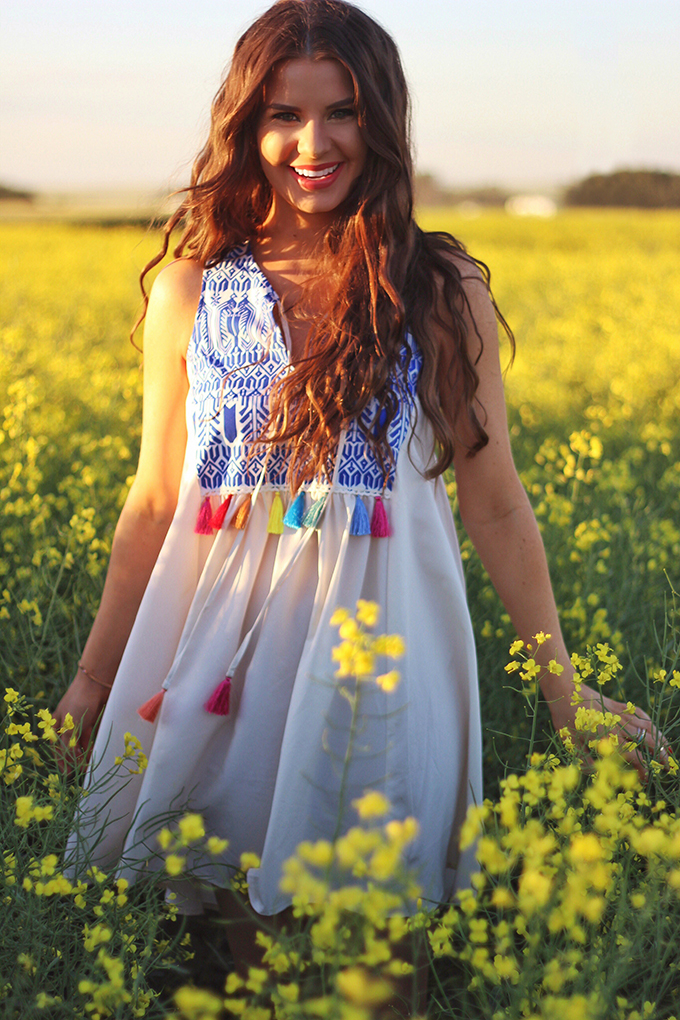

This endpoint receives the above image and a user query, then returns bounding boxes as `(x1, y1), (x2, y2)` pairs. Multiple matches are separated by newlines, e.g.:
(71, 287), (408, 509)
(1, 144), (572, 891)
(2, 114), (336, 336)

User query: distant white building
(505, 194), (558, 217)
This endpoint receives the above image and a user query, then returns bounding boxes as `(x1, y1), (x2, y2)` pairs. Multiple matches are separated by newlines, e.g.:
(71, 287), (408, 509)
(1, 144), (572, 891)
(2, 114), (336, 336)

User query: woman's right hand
(52, 672), (110, 774)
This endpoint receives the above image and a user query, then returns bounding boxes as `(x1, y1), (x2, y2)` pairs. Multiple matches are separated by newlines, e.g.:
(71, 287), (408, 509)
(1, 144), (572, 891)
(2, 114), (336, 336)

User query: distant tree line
(414, 169), (680, 209)
(414, 174), (510, 207)
(0, 184), (35, 202)
(564, 170), (680, 208)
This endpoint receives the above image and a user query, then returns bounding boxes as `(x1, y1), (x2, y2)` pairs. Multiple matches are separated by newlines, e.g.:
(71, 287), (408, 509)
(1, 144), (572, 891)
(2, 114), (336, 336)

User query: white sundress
(65, 244), (483, 916)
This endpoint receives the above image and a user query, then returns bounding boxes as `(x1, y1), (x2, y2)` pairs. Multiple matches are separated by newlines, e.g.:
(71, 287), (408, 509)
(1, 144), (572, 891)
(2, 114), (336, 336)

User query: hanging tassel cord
(209, 494), (233, 530)
(283, 490), (306, 529)
(267, 492), (284, 534)
(137, 689), (165, 723)
(350, 495), (371, 536)
(204, 676), (231, 716)
(204, 519), (319, 714)
(194, 496), (214, 535)
(370, 495), (392, 537)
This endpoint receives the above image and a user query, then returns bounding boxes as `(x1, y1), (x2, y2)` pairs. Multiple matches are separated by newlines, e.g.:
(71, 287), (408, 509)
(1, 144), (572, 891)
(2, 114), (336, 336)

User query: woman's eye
(272, 111), (298, 122)
(330, 108), (355, 120)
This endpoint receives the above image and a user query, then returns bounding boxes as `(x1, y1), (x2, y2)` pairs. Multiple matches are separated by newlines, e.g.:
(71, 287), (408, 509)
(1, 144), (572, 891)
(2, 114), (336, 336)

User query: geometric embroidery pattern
(186, 244), (422, 496)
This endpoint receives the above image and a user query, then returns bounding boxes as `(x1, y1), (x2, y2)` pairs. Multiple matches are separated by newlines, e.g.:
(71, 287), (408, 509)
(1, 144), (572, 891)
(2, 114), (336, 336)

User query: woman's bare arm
(444, 274), (662, 774)
(53, 259), (203, 763)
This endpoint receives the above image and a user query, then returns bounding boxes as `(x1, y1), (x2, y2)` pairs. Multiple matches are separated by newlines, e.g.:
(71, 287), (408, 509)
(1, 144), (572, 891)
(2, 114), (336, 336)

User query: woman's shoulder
(151, 257), (204, 305)
(145, 259), (205, 359)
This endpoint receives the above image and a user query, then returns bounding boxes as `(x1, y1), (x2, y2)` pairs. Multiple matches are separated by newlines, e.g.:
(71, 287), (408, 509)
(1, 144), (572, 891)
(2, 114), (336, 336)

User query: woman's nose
(297, 117), (330, 158)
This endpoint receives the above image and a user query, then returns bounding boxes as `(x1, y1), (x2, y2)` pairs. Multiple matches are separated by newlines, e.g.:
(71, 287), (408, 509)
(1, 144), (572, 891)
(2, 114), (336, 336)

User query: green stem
(331, 681), (362, 845)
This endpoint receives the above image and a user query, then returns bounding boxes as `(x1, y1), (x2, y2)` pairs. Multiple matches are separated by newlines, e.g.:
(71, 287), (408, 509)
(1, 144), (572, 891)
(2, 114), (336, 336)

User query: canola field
(1, 214), (680, 1019)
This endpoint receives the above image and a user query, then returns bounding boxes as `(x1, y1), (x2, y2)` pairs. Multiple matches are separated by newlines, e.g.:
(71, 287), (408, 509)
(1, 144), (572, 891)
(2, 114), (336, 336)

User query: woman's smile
(289, 162), (343, 188)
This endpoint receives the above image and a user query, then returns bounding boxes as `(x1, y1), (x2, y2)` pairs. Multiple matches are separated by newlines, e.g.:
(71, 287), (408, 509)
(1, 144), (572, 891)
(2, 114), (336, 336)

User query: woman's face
(257, 58), (367, 226)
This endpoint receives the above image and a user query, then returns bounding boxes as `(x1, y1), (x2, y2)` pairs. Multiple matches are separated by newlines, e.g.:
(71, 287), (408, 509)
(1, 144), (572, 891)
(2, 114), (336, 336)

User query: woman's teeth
(293, 164), (340, 179)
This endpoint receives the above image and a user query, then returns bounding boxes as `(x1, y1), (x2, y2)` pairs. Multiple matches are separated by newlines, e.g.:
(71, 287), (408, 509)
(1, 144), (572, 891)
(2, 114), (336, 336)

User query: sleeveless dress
(65, 244), (483, 916)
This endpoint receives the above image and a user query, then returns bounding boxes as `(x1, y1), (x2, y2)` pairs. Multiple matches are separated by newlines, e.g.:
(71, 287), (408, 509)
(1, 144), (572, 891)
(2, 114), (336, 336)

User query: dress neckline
(244, 241), (282, 307)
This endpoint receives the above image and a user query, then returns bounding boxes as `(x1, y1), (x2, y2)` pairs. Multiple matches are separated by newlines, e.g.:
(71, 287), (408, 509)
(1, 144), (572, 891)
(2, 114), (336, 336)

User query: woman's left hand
(547, 681), (671, 781)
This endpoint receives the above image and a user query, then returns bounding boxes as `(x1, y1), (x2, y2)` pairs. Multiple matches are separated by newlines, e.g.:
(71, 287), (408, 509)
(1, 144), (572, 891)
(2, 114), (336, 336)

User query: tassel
(194, 496), (213, 535)
(205, 677), (231, 716)
(137, 689), (165, 723)
(283, 492), (305, 529)
(350, 496), (371, 536)
(302, 495), (327, 530)
(232, 494), (252, 530)
(370, 496), (391, 537)
(267, 492), (284, 534)
(209, 494), (232, 530)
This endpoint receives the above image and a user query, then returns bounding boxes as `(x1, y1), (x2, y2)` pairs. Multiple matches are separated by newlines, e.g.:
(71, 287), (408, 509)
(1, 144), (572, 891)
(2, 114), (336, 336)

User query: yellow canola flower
(178, 813), (206, 844)
(569, 833), (604, 864)
(459, 804), (489, 851)
(375, 634), (406, 659)
(245, 966), (269, 994)
(173, 985), (224, 1018)
(82, 923), (112, 953)
(165, 854), (185, 876)
(206, 835), (229, 855)
(355, 599), (379, 627)
(14, 795), (53, 827)
(338, 618), (360, 642)
(297, 840), (334, 868)
(329, 607), (350, 626)
(276, 982), (299, 1003)
(517, 869), (553, 915)
(240, 851), (261, 871)
(352, 790), (391, 819)
(375, 669), (400, 691)
(157, 828), (173, 850)
(336, 967), (392, 1006)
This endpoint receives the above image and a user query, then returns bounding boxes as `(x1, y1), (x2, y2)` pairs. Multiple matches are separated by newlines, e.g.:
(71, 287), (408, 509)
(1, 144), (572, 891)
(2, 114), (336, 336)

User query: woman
(54, 0), (661, 1002)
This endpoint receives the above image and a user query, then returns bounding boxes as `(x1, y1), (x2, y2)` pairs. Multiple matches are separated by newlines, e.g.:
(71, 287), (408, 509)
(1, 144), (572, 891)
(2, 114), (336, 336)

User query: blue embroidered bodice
(186, 245), (422, 497)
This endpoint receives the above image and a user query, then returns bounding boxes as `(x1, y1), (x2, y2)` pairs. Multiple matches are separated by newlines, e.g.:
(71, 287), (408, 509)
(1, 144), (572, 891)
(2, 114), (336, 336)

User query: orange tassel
(137, 689), (165, 723)
(232, 494), (252, 530)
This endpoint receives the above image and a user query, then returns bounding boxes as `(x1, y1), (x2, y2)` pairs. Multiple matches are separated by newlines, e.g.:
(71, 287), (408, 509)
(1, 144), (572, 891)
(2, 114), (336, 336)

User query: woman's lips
(289, 163), (343, 190)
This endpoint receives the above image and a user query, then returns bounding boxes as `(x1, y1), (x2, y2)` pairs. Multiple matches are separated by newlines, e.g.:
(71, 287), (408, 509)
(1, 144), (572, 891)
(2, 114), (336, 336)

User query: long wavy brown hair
(137, 0), (513, 490)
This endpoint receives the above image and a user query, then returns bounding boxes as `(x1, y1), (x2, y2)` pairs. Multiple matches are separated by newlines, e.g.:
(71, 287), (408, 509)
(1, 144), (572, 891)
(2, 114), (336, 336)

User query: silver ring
(634, 727), (646, 744)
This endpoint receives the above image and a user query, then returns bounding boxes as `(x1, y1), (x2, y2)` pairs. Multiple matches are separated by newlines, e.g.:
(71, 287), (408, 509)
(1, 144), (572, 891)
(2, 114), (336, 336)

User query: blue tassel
(350, 496), (371, 536)
(302, 495), (327, 530)
(283, 492), (305, 529)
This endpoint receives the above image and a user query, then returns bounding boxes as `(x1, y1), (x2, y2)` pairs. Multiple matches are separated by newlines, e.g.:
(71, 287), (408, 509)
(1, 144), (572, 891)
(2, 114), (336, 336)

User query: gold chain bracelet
(78, 662), (113, 690)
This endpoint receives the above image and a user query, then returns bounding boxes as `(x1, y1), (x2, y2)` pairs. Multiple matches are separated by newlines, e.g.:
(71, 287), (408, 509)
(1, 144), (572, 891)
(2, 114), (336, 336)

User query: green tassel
(302, 495), (327, 530)
(267, 493), (284, 535)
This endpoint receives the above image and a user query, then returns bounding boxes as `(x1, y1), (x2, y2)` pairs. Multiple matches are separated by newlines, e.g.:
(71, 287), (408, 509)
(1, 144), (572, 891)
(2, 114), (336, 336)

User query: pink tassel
(137, 689), (165, 723)
(194, 496), (214, 535)
(205, 677), (232, 716)
(209, 495), (232, 530)
(370, 496), (391, 537)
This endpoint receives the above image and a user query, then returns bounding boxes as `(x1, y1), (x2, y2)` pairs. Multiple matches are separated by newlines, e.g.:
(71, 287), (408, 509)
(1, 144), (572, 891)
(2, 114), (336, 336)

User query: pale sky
(2, 0), (679, 193)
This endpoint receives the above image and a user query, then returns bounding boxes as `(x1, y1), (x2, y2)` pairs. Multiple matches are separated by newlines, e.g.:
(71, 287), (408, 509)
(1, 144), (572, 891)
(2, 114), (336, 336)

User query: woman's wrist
(77, 662), (114, 692)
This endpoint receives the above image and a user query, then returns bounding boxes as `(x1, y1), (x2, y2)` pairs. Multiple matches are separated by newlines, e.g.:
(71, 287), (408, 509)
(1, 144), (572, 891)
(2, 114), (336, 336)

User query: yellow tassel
(267, 492), (284, 534)
(232, 494), (252, 530)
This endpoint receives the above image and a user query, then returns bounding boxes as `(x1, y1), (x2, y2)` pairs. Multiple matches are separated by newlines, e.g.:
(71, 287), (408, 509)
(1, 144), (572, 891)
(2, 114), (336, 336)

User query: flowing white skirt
(65, 418), (482, 915)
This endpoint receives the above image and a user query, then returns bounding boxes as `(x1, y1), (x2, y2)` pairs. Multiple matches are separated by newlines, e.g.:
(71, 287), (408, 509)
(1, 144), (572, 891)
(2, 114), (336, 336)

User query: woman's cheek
(259, 132), (287, 168)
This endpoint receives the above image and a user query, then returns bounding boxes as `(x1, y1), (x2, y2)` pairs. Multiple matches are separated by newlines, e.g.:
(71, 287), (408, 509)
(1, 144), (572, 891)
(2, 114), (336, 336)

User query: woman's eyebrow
(266, 96), (354, 112)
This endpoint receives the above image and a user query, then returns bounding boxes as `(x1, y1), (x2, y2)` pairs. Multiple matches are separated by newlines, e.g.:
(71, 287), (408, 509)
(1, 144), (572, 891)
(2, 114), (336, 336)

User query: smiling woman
(52, 0), (666, 1013)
